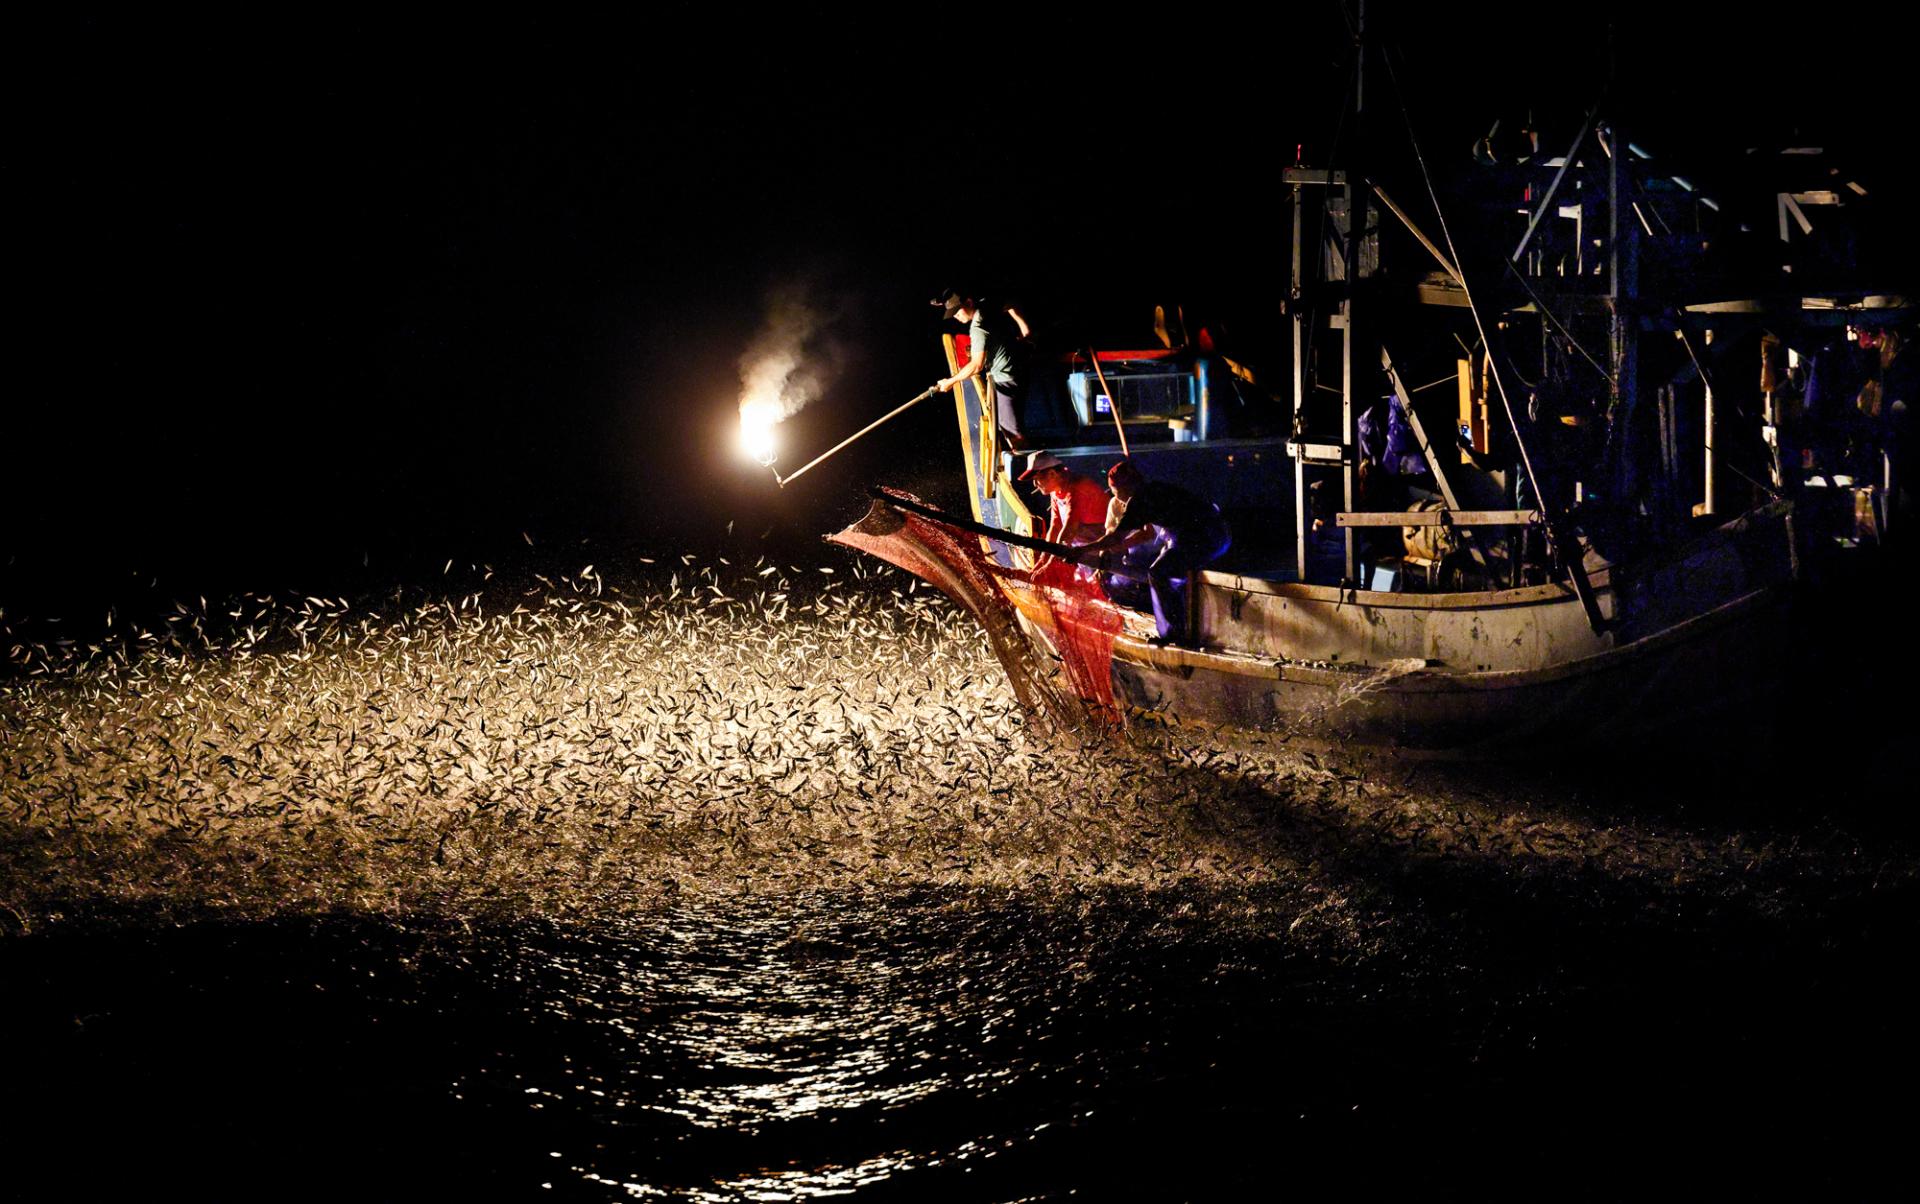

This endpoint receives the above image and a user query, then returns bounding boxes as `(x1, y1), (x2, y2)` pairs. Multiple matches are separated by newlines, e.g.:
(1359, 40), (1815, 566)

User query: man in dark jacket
(1069, 460), (1231, 646)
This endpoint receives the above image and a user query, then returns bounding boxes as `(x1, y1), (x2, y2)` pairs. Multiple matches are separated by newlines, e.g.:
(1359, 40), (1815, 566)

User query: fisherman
(1022, 452), (1109, 545)
(933, 289), (1033, 449)
(1097, 468), (1161, 608)
(1068, 460), (1231, 647)
(1019, 451), (1111, 587)
(1857, 321), (1915, 526)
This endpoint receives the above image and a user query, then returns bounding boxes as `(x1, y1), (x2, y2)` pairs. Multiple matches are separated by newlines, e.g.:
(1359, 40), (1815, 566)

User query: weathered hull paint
(1104, 586), (1789, 754)
(1002, 503), (1799, 756)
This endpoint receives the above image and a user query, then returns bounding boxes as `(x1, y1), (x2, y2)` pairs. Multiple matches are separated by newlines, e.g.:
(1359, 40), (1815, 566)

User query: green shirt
(968, 304), (1021, 390)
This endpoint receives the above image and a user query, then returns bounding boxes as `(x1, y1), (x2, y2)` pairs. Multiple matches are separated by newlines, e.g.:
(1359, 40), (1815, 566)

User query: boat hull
(1099, 586), (1790, 755)
(930, 332), (1819, 757)
(1003, 502), (1803, 756)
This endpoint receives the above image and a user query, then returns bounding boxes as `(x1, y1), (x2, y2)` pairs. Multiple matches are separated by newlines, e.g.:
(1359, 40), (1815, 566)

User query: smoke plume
(737, 280), (846, 427)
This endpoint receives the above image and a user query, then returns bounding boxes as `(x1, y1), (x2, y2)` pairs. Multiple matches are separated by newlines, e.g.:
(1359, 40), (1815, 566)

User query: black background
(7, 4), (1912, 612)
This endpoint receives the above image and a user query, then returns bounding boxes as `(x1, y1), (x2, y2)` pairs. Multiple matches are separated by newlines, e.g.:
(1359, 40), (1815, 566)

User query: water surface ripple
(4, 555), (1916, 1198)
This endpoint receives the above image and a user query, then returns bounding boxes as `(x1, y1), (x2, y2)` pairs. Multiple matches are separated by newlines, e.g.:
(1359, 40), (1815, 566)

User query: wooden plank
(1196, 569), (1595, 609)
(1286, 440), (1351, 464)
(1415, 281), (1473, 307)
(1337, 510), (1540, 527)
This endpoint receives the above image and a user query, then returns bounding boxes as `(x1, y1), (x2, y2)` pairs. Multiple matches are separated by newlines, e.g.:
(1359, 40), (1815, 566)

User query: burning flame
(734, 278), (843, 473)
(740, 399), (780, 466)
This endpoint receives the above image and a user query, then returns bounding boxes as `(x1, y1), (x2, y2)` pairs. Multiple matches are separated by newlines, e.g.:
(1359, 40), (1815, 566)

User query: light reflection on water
(8, 873), (1914, 1200)
(461, 890), (1134, 1197)
(589, 1152), (930, 1201)
(542, 906), (957, 1130)
(402, 883), (1387, 1200)
(7, 544), (1916, 1196)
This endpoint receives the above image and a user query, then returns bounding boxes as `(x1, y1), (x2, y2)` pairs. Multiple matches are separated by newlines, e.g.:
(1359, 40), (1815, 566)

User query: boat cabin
(886, 12), (1913, 751)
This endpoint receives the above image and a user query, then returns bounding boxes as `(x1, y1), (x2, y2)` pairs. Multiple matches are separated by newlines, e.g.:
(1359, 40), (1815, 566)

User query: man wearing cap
(1068, 460), (1231, 646)
(1020, 451), (1111, 584)
(933, 290), (1033, 449)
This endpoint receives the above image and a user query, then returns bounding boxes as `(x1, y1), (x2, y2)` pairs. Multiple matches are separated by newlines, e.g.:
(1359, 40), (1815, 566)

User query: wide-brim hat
(1018, 451), (1065, 480)
(931, 288), (967, 320)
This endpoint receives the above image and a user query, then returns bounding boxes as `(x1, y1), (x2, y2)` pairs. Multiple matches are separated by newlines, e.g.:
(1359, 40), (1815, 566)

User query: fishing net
(830, 489), (1126, 740)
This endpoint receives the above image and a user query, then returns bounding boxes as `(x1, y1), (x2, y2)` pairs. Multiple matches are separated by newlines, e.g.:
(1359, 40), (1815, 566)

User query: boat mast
(1604, 22), (1639, 532)
(1287, 0), (1369, 586)
(1372, 6), (1607, 627)
(1336, 0), (1367, 583)
(1291, 162), (1308, 581)
(1340, 0), (1364, 585)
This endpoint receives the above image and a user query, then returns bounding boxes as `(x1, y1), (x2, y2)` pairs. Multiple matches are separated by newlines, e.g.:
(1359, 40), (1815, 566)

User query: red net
(830, 489), (1126, 739)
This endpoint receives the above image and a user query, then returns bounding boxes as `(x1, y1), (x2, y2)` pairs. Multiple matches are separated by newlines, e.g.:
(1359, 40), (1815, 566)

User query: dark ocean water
(8, 876), (1913, 1201)
(5, 557), (1917, 1200)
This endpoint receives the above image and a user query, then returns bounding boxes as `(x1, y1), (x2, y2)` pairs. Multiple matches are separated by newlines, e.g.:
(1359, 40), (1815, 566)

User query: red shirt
(1048, 473), (1112, 545)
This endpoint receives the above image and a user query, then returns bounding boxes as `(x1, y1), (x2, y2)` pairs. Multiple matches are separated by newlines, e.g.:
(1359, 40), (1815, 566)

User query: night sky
(9, 5), (1911, 612)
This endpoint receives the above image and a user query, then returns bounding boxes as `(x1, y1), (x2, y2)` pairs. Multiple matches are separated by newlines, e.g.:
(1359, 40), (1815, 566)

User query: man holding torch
(933, 289), (1033, 450)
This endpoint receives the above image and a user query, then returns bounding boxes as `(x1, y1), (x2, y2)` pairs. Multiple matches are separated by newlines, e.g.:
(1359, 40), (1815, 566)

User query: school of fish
(1, 547), (1909, 938)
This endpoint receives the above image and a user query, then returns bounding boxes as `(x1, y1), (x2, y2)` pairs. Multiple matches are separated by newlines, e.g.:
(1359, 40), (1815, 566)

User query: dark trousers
(993, 382), (1023, 440)
(1147, 525), (1231, 644)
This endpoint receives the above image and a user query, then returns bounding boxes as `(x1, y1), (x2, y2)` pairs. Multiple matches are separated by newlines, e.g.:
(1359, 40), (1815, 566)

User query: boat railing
(1334, 510), (1540, 529)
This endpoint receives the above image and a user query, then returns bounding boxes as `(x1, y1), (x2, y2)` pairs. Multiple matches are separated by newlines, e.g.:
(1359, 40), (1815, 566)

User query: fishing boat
(837, 23), (1912, 756)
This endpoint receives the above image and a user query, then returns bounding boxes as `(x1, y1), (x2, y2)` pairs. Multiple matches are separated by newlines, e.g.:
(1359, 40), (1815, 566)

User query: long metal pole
(776, 386), (939, 488)
(872, 490), (1078, 558)
(1370, 182), (1461, 284)
(1673, 325), (1719, 516)
(1086, 349), (1131, 456)
(1702, 381), (1717, 516)
(869, 490), (1154, 582)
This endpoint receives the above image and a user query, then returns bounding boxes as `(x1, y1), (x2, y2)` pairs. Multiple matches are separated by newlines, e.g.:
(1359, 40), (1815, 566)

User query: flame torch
(742, 384), (943, 488)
